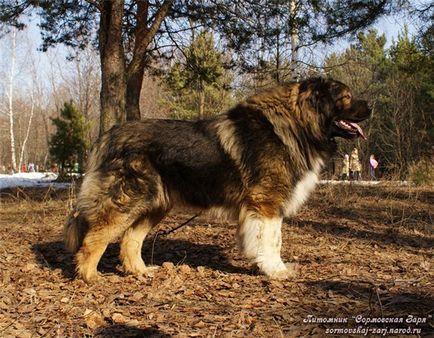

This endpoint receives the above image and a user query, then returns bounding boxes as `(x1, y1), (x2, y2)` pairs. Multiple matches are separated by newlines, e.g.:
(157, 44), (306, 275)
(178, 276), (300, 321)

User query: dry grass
(0, 184), (433, 337)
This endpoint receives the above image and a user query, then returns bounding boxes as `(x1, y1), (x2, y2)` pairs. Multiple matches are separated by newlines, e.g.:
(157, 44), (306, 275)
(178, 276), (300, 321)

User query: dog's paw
(124, 261), (159, 277)
(142, 265), (159, 277)
(262, 262), (299, 280)
(77, 270), (101, 284)
(283, 262), (299, 278)
(123, 260), (146, 276)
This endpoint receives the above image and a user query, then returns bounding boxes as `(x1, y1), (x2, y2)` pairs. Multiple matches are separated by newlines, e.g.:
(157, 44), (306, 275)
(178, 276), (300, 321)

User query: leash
(150, 213), (201, 265)
(157, 213), (201, 237)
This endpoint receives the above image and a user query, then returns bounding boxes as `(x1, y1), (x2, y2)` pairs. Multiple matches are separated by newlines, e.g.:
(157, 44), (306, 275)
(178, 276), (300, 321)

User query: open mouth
(335, 120), (367, 140)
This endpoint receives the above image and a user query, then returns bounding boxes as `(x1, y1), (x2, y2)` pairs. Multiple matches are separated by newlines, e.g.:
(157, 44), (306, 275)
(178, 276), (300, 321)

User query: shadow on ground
(304, 279), (434, 334)
(289, 219), (434, 250)
(95, 324), (171, 338)
(32, 237), (250, 280)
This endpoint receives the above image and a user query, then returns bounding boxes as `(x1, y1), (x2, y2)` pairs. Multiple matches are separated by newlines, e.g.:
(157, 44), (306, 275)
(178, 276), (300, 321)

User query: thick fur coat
(65, 77), (371, 282)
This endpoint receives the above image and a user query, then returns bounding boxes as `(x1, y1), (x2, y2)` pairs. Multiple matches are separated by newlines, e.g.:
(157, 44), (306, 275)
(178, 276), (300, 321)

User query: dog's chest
(284, 158), (324, 216)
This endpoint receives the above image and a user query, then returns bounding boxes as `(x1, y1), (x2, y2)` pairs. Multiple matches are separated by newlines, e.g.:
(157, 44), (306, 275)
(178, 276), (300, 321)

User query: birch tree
(289, 0), (299, 81)
(6, 28), (17, 172)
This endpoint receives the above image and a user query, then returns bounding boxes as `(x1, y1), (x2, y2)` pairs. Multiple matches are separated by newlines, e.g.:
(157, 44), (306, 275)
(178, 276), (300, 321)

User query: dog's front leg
(238, 210), (297, 279)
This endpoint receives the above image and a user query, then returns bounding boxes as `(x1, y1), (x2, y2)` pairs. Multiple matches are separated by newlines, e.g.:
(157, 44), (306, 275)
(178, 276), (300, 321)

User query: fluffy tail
(64, 211), (89, 253)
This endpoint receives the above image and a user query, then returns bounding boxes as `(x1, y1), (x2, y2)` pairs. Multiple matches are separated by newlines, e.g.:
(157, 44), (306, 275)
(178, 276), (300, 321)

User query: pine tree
(1, 1), (401, 133)
(49, 101), (90, 176)
(164, 31), (233, 119)
(380, 29), (434, 177)
(323, 27), (434, 178)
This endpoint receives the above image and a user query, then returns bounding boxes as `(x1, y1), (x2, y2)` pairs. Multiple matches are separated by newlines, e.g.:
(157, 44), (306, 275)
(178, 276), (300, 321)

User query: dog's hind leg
(237, 207), (297, 280)
(120, 212), (165, 276)
(75, 212), (132, 283)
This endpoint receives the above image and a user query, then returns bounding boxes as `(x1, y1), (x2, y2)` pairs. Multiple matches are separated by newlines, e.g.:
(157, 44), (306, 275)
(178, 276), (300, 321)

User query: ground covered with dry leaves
(0, 184), (433, 337)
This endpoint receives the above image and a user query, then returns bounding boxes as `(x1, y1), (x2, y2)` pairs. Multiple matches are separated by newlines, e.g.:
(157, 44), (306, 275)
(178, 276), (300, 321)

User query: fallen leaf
(84, 310), (105, 330)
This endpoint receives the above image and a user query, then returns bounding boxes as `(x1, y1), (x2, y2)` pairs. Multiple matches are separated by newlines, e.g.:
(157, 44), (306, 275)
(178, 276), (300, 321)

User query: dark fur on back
(64, 77), (371, 281)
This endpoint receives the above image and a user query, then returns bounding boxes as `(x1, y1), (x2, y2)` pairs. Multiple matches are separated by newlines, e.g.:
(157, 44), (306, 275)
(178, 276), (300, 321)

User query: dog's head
(300, 78), (372, 140)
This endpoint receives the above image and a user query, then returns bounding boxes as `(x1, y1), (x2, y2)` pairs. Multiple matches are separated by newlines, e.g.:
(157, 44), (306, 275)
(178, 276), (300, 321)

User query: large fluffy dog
(65, 77), (371, 282)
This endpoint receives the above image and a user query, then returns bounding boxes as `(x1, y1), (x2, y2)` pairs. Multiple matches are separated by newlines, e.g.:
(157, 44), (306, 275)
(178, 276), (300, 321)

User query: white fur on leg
(238, 212), (296, 279)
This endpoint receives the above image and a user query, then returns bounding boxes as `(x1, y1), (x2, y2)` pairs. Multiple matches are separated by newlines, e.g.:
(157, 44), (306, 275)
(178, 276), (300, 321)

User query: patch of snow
(320, 180), (380, 185)
(0, 172), (70, 190)
(319, 180), (409, 186)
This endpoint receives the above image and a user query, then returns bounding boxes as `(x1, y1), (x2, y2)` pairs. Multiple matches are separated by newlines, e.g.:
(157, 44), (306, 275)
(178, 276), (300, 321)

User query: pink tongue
(348, 121), (367, 140)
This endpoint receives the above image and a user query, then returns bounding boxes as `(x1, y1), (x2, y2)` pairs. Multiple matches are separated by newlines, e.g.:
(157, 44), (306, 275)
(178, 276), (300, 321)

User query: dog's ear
(308, 89), (320, 109)
(317, 93), (334, 117)
(299, 78), (319, 108)
(303, 79), (334, 116)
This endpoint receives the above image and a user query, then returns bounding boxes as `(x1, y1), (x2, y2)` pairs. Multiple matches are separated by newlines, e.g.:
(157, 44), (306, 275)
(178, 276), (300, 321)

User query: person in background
(369, 154), (378, 181)
(350, 148), (362, 181)
(341, 154), (350, 180)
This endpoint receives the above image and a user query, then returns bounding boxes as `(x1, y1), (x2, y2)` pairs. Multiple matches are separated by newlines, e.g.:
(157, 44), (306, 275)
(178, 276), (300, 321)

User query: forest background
(0, 0), (432, 181)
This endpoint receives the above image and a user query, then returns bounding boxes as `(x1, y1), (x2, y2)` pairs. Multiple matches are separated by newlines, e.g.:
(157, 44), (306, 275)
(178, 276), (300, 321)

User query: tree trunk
(42, 114), (50, 170)
(126, 67), (145, 121)
(275, 30), (281, 84)
(125, 0), (172, 121)
(8, 28), (17, 172)
(18, 90), (35, 170)
(98, 0), (127, 136)
(97, 0), (172, 130)
(289, 0), (299, 81)
(199, 88), (205, 119)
